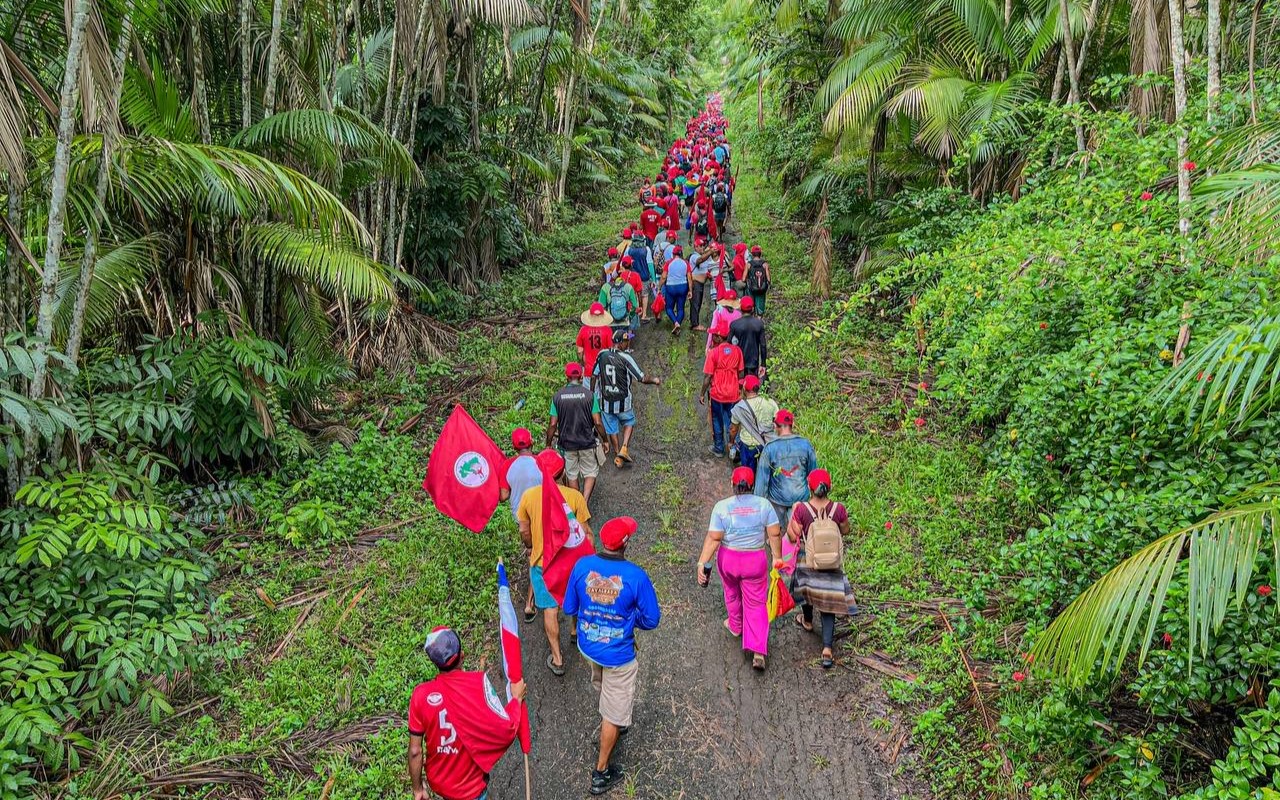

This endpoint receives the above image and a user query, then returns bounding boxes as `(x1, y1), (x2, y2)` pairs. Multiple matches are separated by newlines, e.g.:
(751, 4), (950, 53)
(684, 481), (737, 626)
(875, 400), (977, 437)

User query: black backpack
(712, 191), (727, 213)
(695, 217), (709, 236)
(746, 259), (769, 293)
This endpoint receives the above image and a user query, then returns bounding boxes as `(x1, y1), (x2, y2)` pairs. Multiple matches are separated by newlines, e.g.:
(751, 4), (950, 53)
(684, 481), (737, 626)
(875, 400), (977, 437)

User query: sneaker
(590, 766), (625, 795)
(709, 446), (725, 457)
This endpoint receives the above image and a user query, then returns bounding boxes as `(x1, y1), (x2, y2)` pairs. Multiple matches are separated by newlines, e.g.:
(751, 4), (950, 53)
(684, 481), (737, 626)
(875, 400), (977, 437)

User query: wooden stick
(332, 585), (368, 632)
(524, 752), (533, 800)
(268, 598), (319, 662)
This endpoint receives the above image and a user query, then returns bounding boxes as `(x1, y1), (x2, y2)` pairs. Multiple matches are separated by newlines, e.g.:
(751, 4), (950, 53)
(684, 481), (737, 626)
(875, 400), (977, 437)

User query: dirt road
(488, 221), (893, 800)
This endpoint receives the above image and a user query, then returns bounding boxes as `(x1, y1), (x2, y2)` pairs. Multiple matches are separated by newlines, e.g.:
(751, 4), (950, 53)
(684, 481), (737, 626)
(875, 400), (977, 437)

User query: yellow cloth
(517, 484), (591, 567)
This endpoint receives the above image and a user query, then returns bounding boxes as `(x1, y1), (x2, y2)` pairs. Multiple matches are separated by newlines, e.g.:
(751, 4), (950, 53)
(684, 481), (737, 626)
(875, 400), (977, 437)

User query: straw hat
(581, 302), (612, 327)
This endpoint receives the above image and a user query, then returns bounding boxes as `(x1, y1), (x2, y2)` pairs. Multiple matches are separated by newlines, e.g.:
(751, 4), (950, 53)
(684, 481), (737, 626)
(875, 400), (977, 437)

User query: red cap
(667, 229), (678, 240)
(565, 362), (583, 378)
(599, 516), (638, 550)
(739, 296), (755, 312)
(750, 245), (762, 255)
(774, 409), (794, 426)
(589, 301), (606, 315)
(621, 227), (631, 238)
(608, 247), (619, 257)
(672, 245), (683, 255)
(710, 321), (730, 338)
(714, 242), (725, 252)
(743, 375), (761, 391)
(722, 289), (738, 301)
(621, 255), (633, 265)
(536, 448), (564, 478)
(734, 242), (748, 252)
(695, 236), (708, 246)
(511, 428), (533, 449)
(732, 466), (755, 487)
(808, 469), (832, 493)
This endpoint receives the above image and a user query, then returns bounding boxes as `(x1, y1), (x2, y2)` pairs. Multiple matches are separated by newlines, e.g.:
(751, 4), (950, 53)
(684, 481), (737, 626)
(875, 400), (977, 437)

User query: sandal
(795, 613), (814, 633)
(723, 619), (740, 637)
(523, 607), (536, 624)
(751, 654), (766, 671)
(821, 650), (834, 670)
(546, 653), (565, 676)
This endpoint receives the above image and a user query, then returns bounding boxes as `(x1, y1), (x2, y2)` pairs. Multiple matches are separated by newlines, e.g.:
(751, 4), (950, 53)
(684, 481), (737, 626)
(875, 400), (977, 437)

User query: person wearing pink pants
(697, 467), (783, 670)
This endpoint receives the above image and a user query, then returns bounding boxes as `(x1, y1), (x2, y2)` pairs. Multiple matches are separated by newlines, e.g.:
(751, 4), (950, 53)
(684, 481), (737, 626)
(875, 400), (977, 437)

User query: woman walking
(786, 469), (856, 669)
(660, 244), (691, 336)
(697, 467), (783, 670)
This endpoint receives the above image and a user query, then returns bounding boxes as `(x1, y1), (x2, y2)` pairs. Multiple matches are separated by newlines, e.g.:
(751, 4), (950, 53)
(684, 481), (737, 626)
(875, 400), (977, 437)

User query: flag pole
(524, 752), (533, 800)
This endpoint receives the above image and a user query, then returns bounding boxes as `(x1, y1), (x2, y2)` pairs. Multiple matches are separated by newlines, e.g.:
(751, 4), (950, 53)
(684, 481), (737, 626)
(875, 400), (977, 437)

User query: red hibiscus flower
(1012, 671), (1026, 682)
(1045, 454), (1055, 462)
(1183, 161), (1197, 171)
(914, 417), (926, 428)
(1260, 585), (1274, 597)
(884, 521), (893, 531)
(1161, 632), (1173, 647)
(1140, 191), (1153, 201)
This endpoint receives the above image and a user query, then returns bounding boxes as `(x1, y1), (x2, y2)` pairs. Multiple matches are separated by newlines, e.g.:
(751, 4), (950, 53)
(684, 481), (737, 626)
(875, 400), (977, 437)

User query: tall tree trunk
(1129, 0), (1168, 118)
(371, 4), (400, 259)
(67, 0), (135, 367)
(29, 0), (92, 412)
(191, 13), (211, 143)
(263, 0), (284, 117)
(1206, 0), (1221, 122)
(1249, 0), (1264, 123)
(1050, 46), (1066, 103)
(241, 0), (252, 128)
(1168, 0), (1190, 238)
(1058, 0), (1087, 152)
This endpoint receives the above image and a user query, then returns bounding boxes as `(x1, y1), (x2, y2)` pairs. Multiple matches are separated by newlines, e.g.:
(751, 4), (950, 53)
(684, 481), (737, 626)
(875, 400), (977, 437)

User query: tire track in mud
(488, 224), (893, 800)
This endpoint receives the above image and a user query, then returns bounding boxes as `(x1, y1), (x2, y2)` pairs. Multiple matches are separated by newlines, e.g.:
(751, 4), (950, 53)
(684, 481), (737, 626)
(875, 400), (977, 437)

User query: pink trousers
(717, 547), (770, 655)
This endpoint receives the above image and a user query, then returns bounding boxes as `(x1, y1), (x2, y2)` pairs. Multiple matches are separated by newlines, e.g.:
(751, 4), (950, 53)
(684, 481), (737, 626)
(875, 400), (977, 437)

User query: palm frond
(241, 223), (396, 303)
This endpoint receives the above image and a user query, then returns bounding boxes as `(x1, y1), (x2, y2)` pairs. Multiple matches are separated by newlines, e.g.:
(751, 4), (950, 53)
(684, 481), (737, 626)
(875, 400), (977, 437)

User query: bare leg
(525, 583), (534, 615)
(543, 608), (562, 666)
(621, 425), (634, 449)
(597, 721), (619, 771)
(582, 476), (596, 504)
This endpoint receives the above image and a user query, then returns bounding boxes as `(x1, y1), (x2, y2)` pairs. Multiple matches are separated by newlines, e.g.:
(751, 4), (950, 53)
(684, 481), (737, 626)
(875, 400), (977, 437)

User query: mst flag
(538, 465), (595, 604)
(423, 404), (503, 533)
(496, 560), (531, 753)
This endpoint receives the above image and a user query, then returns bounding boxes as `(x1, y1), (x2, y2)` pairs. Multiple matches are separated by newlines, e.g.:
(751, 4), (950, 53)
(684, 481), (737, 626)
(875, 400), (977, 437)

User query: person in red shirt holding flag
(517, 450), (594, 676)
(408, 626), (526, 800)
(700, 322), (744, 458)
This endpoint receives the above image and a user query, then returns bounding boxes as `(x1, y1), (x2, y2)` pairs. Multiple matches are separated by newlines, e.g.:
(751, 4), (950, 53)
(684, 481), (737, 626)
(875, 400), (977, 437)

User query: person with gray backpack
(785, 469), (856, 669)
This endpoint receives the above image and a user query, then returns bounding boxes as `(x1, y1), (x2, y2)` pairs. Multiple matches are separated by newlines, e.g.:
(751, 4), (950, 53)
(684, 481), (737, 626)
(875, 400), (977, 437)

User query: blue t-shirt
(708, 494), (779, 550)
(562, 553), (661, 667)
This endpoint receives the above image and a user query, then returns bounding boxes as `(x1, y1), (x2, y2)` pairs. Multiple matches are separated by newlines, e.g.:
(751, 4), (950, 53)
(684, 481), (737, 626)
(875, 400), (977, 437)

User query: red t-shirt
(621, 269), (643, 296)
(408, 671), (521, 800)
(703, 343), (744, 404)
(576, 324), (611, 376)
(732, 253), (747, 282)
(640, 207), (662, 240)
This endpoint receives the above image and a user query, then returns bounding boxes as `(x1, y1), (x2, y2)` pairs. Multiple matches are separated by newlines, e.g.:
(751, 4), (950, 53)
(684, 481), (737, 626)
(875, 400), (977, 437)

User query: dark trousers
(689, 280), (707, 328)
(710, 400), (734, 453)
(664, 284), (688, 325)
(801, 604), (836, 648)
(737, 439), (762, 471)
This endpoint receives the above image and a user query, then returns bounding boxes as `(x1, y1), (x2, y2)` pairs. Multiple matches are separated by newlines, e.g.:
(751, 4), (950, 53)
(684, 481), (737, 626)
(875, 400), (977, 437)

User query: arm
(636, 576), (661, 630)
(518, 513), (532, 550)
(546, 414), (558, 448)
(767, 523), (782, 565)
(408, 735), (427, 800)
(760, 328), (768, 372)
(562, 566), (581, 617)
(696, 529), (724, 586)
(786, 507), (803, 543)
(699, 374), (711, 405)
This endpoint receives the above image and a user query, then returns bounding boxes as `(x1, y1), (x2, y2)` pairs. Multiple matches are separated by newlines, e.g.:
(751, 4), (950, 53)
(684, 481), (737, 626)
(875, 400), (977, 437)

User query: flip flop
(546, 653), (565, 676)
(821, 652), (835, 670)
(723, 619), (740, 637)
(752, 654), (766, 671)
(795, 613), (814, 633)
(523, 608), (536, 624)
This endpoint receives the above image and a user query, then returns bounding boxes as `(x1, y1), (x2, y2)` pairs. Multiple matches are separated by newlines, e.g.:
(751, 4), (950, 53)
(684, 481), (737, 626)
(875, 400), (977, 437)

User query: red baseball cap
(621, 255), (633, 265)
(666, 230), (678, 240)
(565, 362), (583, 378)
(599, 516), (638, 550)
(808, 469), (832, 493)
(608, 247), (619, 257)
(739, 296), (755, 312)
(672, 245), (683, 255)
(511, 428), (533, 449)
(536, 448), (564, 477)
(710, 321), (730, 338)
(750, 245), (762, 255)
(621, 227), (631, 237)
(721, 289), (738, 301)
(732, 466), (755, 487)
(774, 409), (794, 426)
(743, 375), (761, 391)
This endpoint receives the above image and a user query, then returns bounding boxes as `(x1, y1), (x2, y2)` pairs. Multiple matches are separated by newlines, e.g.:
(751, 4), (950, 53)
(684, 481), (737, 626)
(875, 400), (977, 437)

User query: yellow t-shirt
(517, 484), (591, 567)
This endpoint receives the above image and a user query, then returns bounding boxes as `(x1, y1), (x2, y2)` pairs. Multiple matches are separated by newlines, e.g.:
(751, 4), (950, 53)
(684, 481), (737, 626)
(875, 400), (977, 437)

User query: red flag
(537, 466), (595, 604)
(423, 404), (503, 533)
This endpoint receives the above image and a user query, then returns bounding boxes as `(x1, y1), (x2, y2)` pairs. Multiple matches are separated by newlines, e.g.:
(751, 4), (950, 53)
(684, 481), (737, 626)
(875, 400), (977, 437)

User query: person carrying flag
(518, 449), (593, 676)
(562, 517), (661, 796)
(408, 626), (526, 800)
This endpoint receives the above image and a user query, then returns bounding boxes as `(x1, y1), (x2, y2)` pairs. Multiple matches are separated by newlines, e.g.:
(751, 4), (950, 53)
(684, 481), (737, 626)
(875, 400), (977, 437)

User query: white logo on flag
(563, 502), (587, 548)
(453, 451), (491, 488)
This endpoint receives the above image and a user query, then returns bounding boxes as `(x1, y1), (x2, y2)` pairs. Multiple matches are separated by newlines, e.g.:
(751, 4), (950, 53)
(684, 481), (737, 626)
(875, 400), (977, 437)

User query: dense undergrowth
(735, 75), (1280, 796)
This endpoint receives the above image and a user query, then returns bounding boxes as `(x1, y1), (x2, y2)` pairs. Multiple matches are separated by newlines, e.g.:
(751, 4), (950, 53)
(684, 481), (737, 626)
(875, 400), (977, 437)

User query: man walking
(547, 363), (607, 504)
(592, 330), (661, 469)
(518, 449), (593, 676)
(729, 295), (767, 379)
(562, 517), (661, 796)
(754, 408), (819, 530)
(729, 376), (778, 472)
(408, 627), (527, 800)
(700, 322), (743, 458)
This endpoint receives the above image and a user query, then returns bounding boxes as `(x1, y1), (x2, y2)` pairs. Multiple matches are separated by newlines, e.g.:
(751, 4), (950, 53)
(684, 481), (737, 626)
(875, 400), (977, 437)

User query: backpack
(746, 259), (770, 293)
(695, 217), (710, 236)
(607, 282), (631, 322)
(803, 503), (843, 571)
(712, 191), (728, 213)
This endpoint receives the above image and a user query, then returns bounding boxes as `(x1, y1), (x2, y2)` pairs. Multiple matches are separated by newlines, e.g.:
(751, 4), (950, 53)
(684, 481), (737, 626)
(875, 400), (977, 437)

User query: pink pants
(717, 547), (770, 656)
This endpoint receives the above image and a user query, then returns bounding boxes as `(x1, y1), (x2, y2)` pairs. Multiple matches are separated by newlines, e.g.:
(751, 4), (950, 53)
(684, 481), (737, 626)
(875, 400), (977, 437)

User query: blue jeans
(664, 284), (688, 325)
(711, 400), (734, 454)
(737, 440), (762, 471)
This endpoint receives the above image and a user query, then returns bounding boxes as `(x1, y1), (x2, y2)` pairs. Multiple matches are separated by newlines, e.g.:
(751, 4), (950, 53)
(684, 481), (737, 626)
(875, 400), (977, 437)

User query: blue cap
(424, 626), (462, 670)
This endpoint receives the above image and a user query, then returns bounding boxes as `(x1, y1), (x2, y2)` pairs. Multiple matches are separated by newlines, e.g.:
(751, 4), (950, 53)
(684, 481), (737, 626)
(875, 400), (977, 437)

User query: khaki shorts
(590, 659), (639, 727)
(564, 447), (601, 481)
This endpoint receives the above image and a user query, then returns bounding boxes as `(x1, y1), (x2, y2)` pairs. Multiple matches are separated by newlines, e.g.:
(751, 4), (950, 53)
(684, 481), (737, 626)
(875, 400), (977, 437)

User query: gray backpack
(803, 502), (843, 571)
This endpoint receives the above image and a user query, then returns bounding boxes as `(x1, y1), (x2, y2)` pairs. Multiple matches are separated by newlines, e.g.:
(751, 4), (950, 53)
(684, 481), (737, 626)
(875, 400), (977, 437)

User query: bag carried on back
(746, 258), (770, 294)
(607, 282), (631, 322)
(712, 191), (728, 214)
(803, 502), (843, 571)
